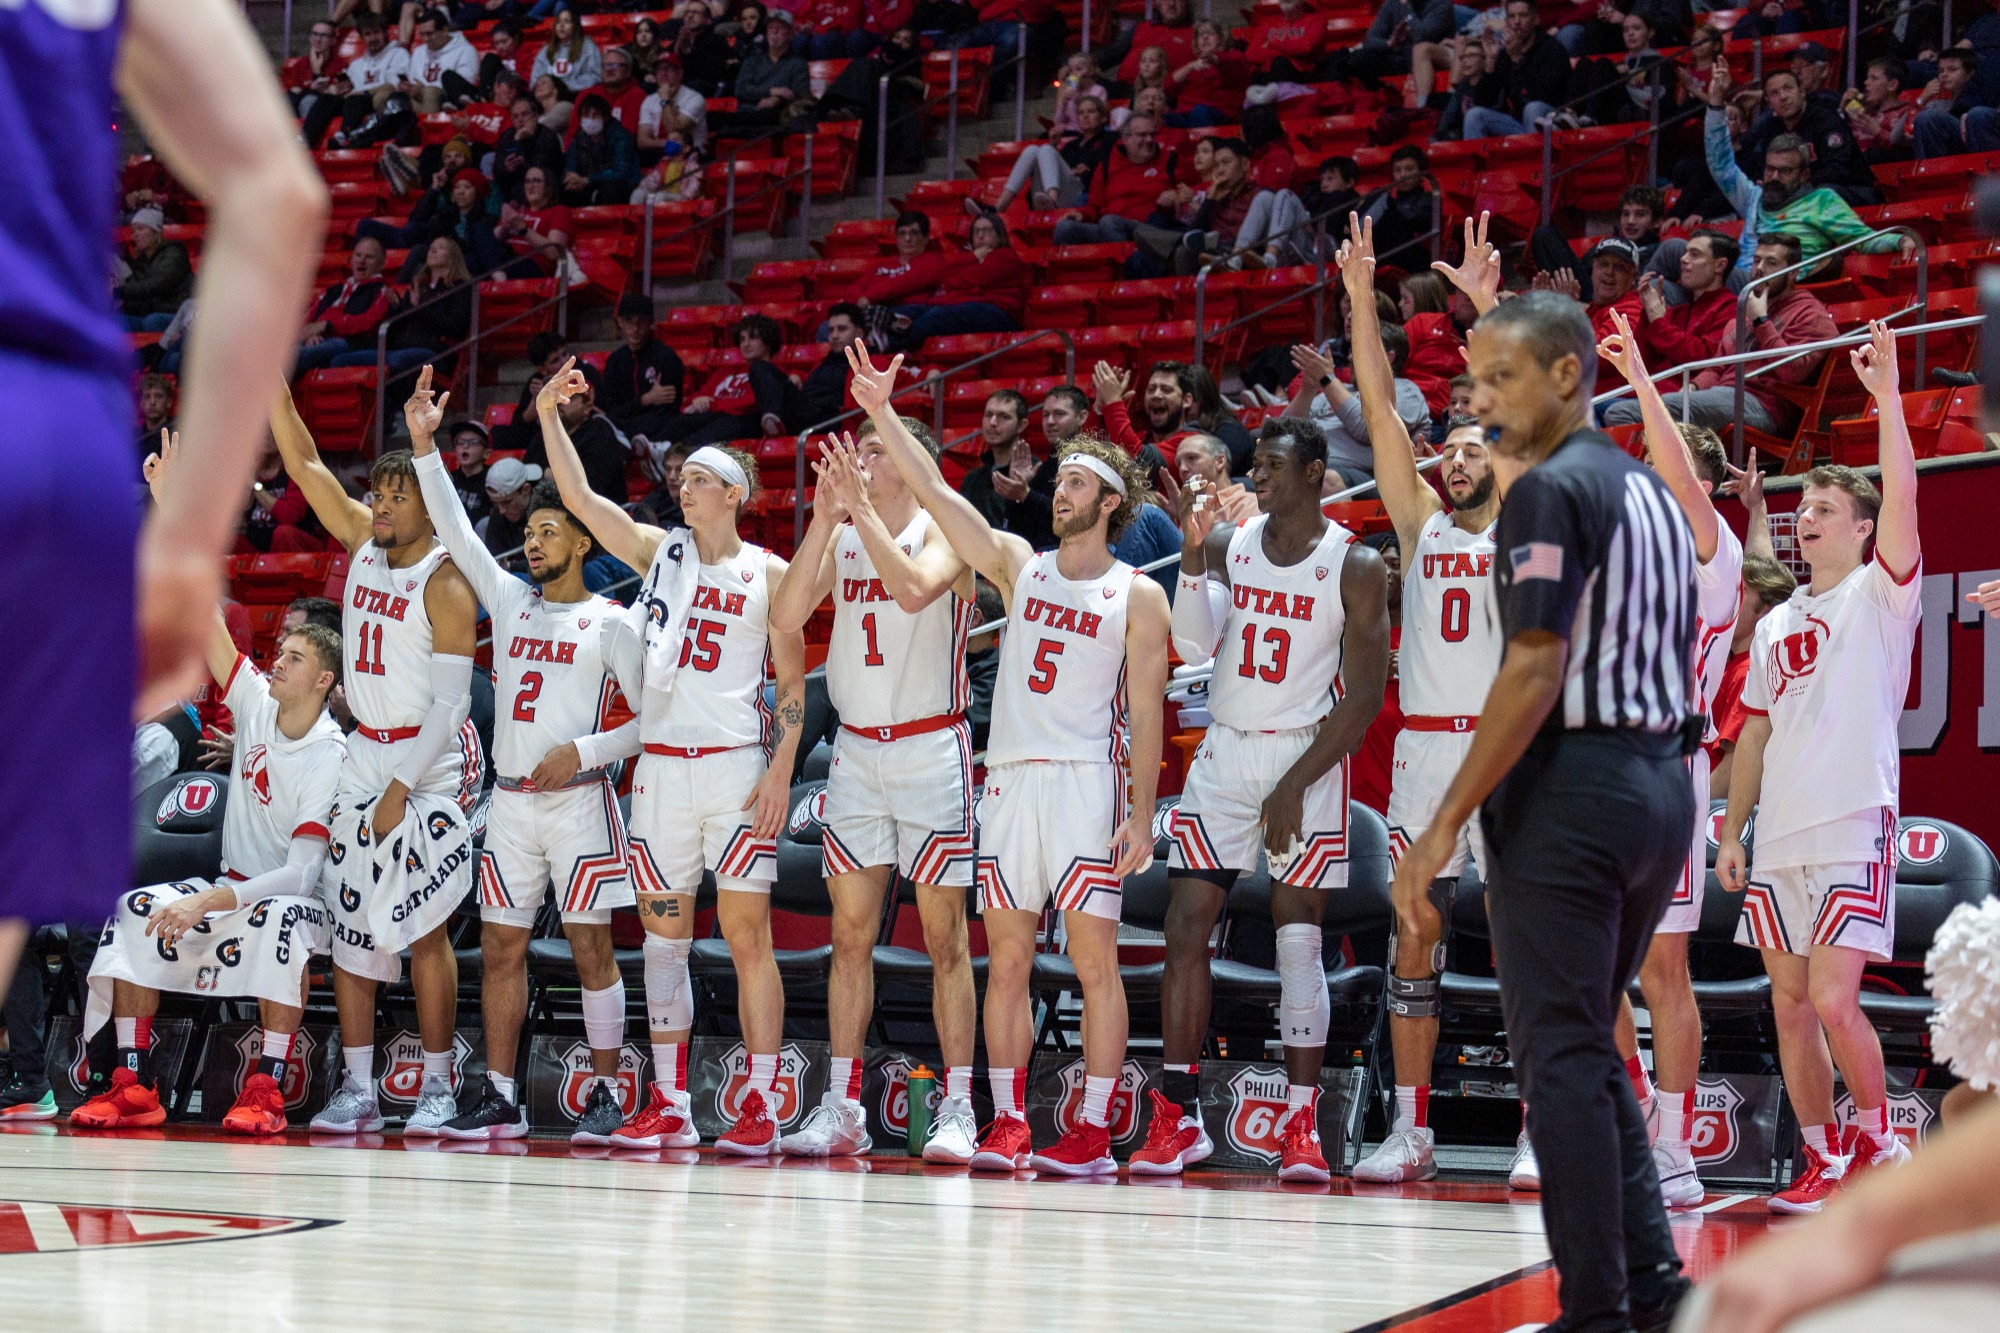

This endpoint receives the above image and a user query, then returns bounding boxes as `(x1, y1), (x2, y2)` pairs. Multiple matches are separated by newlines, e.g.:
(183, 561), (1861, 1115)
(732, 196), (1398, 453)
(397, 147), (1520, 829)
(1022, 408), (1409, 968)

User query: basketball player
(0, 0), (324, 995)
(1598, 310), (1746, 1208)
(1718, 322), (1921, 1213)
(846, 344), (1170, 1176)
(269, 386), (484, 1137)
(76, 438), (343, 1135)
(537, 361), (807, 1156)
(1332, 215), (1504, 1187)
(769, 429), (981, 1162)
(1138, 414), (1387, 1183)
(400, 370), (636, 1145)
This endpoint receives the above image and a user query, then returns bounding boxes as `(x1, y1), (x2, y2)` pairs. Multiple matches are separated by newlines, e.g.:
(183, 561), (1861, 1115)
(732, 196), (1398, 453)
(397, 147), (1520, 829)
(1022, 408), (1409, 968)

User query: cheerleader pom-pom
(1926, 899), (2000, 1091)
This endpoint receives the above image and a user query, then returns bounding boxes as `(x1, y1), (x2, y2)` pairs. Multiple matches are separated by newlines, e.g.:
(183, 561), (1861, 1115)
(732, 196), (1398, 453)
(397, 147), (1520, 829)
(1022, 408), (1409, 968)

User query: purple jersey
(0, 0), (130, 378)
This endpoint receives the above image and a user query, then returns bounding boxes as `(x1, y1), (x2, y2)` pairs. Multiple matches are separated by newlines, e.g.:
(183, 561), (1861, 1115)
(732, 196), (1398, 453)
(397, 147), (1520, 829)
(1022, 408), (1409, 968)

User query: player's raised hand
(815, 433), (869, 518)
(534, 357), (588, 414)
(1107, 808), (1155, 878)
(1850, 319), (1900, 400)
(1721, 457), (1765, 511)
(843, 344), (903, 416)
(142, 427), (181, 502)
(402, 364), (450, 449)
(529, 741), (583, 792)
(1431, 211), (1501, 313)
(1595, 307), (1647, 384)
(1336, 211), (1376, 302)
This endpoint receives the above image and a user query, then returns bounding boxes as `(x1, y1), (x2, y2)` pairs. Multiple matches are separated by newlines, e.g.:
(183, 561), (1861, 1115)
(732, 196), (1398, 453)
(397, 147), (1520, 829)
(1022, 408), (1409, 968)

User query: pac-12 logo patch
(556, 1041), (643, 1120)
(1688, 1077), (1746, 1164)
(1222, 1066), (1296, 1164)
(157, 776), (221, 825)
(1899, 822), (1949, 865)
(1052, 1058), (1144, 1144)
(713, 1042), (811, 1128)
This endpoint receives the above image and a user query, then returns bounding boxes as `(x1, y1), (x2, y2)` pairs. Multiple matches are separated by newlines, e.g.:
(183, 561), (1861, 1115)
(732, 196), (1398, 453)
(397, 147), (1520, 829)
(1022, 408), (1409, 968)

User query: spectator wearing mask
(801, 303), (864, 423)
(1463, 0), (1571, 138)
(598, 293), (687, 441)
(114, 208), (193, 332)
(532, 8), (603, 93)
(561, 94), (641, 204)
(888, 212), (1027, 348)
(714, 8), (812, 134)
(447, 420), (495, 528)
(293, 238), (393, 373)
(593, 47), (648, 135)
(638, 54), (709, 155)
(493, 96), (566, 205)
(1914, 47), (2000, 157)
(960, 389), (1056, 548)
(669, 313), (811, 444)
(405, 7), (480, 112)
(1843, 56), (1918, 162)
(1602, 232), (1836, 433)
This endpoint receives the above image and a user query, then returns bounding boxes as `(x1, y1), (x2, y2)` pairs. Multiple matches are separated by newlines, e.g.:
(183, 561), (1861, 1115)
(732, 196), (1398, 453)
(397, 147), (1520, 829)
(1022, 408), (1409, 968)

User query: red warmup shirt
(1249, 140), (1297, 193)
(1636, 287), (1736, 389)
(458, 101), (510, 146)
(1101, 398), (1189, 461)
(856, 247), (954, 306)
(511, 203), (576, 267)
(699, 366), (759, 414)
(1351, 626), (1403, 816)
(916, 247), (1029, 321)
(1402, 311), (1465, 413)
(1245, 14), (1328, 66)
(1706, 648), (1751, 768)
(1087, 147), (1176, 222)
(1588, 292), (1645, 395)
(1175, 52), (1252, 113)
(1117, 22), (1198, 80)
(863, 0), (915, 35)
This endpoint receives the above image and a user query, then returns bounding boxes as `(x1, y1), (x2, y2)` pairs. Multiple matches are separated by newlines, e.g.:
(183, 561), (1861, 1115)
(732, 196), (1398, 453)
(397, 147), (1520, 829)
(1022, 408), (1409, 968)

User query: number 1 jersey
(825, 514), (972, 729)
(1208, 515), (1354, 733)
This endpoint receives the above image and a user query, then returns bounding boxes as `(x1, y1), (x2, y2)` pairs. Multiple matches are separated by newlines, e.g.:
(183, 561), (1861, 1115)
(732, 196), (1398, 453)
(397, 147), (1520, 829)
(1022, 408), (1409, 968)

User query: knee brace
(1385, 972), (1442, 1019)
(1274, 923), (1330, 1048)
(580, 978), (628, 1051)
(642, 934), (694, 1032)
(1386, 876), (1458, 980)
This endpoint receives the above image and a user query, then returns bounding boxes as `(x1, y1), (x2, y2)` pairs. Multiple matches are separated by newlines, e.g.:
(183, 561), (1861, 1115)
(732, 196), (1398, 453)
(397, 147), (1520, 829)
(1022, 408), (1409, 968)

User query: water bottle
(904, 1064), (936, 1155)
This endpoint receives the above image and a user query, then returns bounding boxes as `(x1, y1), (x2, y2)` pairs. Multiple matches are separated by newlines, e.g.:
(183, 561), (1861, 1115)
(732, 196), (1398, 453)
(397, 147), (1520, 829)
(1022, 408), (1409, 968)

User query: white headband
(684, 445), (748, 491)
(1060, 452), (1127, 498)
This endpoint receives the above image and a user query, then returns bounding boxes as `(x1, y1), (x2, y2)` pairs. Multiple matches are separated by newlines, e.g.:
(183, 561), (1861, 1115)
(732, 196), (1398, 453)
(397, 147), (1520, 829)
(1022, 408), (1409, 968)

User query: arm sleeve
(392, 654), (476, 790)
(228, 832), (329, 905)
(574, 717), (643, 771)
(414, 449), (516, 613)
(1494, 472), (1591, 643)
(1170, 572), (1230, 663)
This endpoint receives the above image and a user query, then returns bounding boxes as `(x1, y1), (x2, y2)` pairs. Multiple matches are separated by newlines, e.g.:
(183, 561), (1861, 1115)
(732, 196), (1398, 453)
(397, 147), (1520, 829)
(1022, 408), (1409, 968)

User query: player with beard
(399, 369), (638, 1146)
(1597, 311), (1746, 1209)
(537, 361), (808, 1156)
(768, 423), (980, 1162)
(845, 344), (1171, 1177)
(270, 385), (484, 1138)
(1141, 411), (1389, 1182)
(1335, 214), (1508, 1185)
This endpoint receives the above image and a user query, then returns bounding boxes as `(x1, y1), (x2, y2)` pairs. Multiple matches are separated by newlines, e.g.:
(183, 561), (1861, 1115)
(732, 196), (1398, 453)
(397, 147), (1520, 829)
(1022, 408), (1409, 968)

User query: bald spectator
(114, 208), (193, 333)
(293, 238), (393, 374)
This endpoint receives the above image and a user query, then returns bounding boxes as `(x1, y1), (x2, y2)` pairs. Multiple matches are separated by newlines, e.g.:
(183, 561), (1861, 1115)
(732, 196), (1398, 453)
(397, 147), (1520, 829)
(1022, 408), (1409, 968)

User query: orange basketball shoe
(220, 1073), (288, 1136)
(968, 1113), (1035, 1171)
(1030, 1121), (1115, 1176)
(69, 1067), (166, 1130)
(716, 1089), (778, 1156)
(1277, 1103), (1331, 1183)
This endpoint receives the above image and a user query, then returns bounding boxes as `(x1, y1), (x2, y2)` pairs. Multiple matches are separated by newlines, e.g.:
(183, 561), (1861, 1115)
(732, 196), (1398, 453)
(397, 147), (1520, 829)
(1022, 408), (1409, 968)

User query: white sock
(830, 1056), (861, 1104)
(343, 1046), (374, 1089)
(1394, 1085), (1431, 1134)
(488, 1072), (517, 1103)
(748, 1052), (778, 1092)
(1080, 1075), (1114, 1128)
(1854, 1102), (1894, 1152)
(989, 1067), (1023, 1118)
(946, 1065), (972, 1101)
(421, 1049), (452, 1082)
(1657, 1087), (1694, 1148)
(1287, 1083), (1316, 1111)
(652, 1041), (686, 1095)
(1802, 1121), (1839, 1158)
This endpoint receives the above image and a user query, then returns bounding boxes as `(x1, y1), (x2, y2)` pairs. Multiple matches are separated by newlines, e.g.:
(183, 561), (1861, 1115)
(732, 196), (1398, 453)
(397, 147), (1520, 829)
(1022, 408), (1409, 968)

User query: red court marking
(0, 1200), (329, 1254)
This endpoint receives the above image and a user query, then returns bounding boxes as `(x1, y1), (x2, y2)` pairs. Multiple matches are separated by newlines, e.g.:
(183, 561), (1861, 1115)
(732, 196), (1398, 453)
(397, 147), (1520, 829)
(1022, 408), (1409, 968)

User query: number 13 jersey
(988, 553), (1134, 766)
(1208, 515), (1354, 732)
(1400, 511), (1501, 720)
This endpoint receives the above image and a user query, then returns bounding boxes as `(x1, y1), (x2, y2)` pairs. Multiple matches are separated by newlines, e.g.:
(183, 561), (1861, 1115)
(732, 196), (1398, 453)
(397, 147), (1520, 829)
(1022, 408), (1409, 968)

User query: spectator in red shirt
(801, 0), (865, 59)
(1242, 104), (1299, 194)
(237, 442), (321, 554)
(1051, 115), (1178, 246)
(474, 19), (534, 97)
(293, 238), (393, 374)
(1399, 270), (1471, 414)
(1094, 357), (1194, 462)
(1246, 0), (1327, 83)
(888, 212), (1028, 348)
(1843, 55), (1918, 162)
(855, 211), (957, 310)
(1350, 532), (1404, 815)
(282, 19), (348, 128)
(861, 0), (916, 52)
(1710, 552), (1797, 798)
(1633, 230), (1739, 390)
(1113, 0), (1196, 83)
(496, 164), (575, 276)
(669, 313), (812, 444)
(592, 47), (649, 137)
(1535, 236), (1644, 396)
(450, 70), (519, 149)
(1166, 21), (1250, 126)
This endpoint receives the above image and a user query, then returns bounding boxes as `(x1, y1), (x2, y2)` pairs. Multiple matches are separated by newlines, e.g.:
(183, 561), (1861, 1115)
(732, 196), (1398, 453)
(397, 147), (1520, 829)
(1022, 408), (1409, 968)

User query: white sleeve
(1695, 521), (1744, 632)
(391, 654), (476, 791)
(1170, 572), (1229, 664)
(414, 450), (517, 616)
(227, 833), (329, 906)
(1860, 552), (1924, 625)
(574, 717), (643, 771)
(220, 654), (269, 720)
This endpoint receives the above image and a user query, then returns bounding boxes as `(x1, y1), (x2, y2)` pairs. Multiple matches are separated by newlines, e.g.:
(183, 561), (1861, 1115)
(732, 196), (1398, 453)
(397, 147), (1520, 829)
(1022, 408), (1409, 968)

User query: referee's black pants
(1481, 730), (1692, 1333)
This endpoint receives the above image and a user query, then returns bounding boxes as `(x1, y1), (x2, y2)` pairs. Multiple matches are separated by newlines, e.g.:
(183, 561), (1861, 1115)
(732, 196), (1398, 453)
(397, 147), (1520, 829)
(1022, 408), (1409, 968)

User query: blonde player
(1598, 311), (1746, 1208)
(846, 344), (1170, 1177)
(769, 429), (981, 1163)
(269, 385), (484, 1138)
(536, 361), (807, 1156)
(1146, 412), (1389, 1184)
(1331, 213), (1508, 1187)
(400, 370), (637, 1145)
(1718, 322), (1921, 1214)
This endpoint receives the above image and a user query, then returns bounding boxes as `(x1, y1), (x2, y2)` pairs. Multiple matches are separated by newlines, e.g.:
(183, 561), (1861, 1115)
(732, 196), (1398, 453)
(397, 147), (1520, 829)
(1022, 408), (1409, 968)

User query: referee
(1392, 292), (1697, 1333)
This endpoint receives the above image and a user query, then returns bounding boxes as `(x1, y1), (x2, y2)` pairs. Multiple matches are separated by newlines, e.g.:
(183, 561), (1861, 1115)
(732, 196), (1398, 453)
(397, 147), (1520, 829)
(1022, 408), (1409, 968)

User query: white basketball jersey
(1692, 522), (1744, 744)
(642, 543), (773, 750)
(988, 553), (1134, 767)
(219, 659), (346, 880)
(1401, 511), (1502, 719)
(491, 589), (624, 780)
(344, 541), (455, 731)
(1208, 515), (1354, 733)
(1742, 554), (1922, 867)
(826, 515), (972, 729)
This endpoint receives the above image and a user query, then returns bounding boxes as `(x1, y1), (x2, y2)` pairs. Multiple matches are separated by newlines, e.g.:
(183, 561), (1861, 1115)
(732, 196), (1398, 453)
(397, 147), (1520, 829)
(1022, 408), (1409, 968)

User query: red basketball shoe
(1030, 1122), (1115, 1176)
(1769, 1146), (1848, 1214)
(69, 1067), (166, 1130)
(1277, 1103), (1330, 1183)
(611, 1085), (701, 1149)
(716, 1089), (778, 1156)
(1127, 1090), (1214, 1175)
(220, 1073), (288, 1136)
(969, 1114), (1035, 1172)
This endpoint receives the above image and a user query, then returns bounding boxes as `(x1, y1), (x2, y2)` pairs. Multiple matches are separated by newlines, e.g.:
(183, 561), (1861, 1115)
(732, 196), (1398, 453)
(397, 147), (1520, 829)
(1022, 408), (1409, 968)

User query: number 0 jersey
(641, 543), (773, 751)
(825, 514), (972, 729)
(1208, 515), (1354, 733)
(1400, 510), (1501, 720)
(987, 553), (1134, 767)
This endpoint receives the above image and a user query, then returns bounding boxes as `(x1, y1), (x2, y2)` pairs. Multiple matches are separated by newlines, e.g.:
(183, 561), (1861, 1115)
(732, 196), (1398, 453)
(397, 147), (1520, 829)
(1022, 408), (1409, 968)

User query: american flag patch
(1510, 542), (1564, 582)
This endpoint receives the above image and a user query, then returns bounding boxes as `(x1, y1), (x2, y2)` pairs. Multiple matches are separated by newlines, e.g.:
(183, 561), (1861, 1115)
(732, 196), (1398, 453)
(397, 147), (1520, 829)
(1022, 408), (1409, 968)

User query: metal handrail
(636, 125), (826, 290)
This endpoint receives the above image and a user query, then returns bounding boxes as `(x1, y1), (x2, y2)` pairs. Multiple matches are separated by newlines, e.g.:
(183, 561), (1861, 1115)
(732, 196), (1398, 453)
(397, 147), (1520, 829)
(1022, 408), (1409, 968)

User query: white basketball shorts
(1171, 724), (1351, 890)
(478, 780), (635, 927)
(821, 721), (975, 887)
(1736, 859), (1896, 962)
(1656, 748), (1712, 935)
(976, 760), (1128, 921)
(627, 746), (778, 895)
(1385, 727), (1484, 880)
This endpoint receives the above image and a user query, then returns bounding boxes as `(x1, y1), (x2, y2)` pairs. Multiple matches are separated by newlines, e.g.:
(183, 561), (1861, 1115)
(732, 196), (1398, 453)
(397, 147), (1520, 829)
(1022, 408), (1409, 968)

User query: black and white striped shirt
(1493, 429), (1697, 734)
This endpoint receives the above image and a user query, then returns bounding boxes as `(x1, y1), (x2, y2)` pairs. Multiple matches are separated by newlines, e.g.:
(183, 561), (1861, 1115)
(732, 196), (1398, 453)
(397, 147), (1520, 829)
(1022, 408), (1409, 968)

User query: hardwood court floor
(0, 1126), (1778, 1331)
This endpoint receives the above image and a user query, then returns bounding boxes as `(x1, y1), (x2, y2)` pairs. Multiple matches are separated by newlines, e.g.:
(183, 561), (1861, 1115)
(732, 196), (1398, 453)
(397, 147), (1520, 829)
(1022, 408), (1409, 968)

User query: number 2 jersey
(825, 514), (972, 729)
(988, 552), (1135, 766)
(1207, 515), (1355, 732)
(1399, 511), (1501, 722)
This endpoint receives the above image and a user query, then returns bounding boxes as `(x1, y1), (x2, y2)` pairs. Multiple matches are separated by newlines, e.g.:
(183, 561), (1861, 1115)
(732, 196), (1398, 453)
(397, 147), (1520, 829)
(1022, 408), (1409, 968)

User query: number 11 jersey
(1208, 515), (1354, 732)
